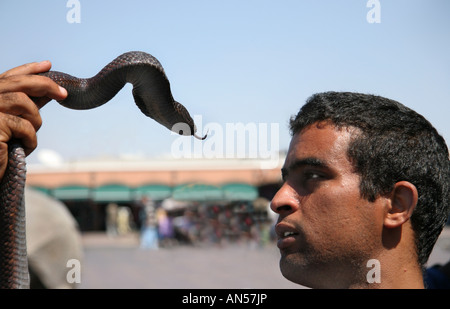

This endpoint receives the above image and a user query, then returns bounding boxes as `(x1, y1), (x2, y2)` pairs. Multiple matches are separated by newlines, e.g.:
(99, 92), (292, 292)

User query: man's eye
(298, 171), (326, 193)
(304, 172), (322, 180)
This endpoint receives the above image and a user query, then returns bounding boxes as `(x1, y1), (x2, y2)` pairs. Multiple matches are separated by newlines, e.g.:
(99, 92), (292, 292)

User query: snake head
(173, 102), (207, 139)
(194, 129), (208, 140)
(171, 122), (207, 140)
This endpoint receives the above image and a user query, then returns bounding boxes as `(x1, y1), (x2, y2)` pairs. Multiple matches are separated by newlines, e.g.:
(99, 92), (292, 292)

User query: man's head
(271, 91), (449, 288)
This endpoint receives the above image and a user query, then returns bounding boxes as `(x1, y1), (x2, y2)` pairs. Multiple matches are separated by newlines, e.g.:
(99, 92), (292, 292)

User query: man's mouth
(282, 231), (296, 237)
(275, 223), (299, 249)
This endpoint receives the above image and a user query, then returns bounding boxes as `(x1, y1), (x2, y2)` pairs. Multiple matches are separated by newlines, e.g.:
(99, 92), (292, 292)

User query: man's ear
(384, 181), (418, 229)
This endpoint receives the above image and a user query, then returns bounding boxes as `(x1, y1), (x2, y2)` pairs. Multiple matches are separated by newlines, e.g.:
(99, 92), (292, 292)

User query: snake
(0, 51), (205, 288)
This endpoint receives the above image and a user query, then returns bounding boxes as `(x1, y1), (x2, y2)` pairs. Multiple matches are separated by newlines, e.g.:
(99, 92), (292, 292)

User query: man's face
(270, 123), (385, 288)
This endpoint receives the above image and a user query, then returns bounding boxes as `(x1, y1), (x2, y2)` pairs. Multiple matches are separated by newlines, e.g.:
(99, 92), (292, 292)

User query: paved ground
(77, 227), (450, 289)
(78, 233), (301, 289)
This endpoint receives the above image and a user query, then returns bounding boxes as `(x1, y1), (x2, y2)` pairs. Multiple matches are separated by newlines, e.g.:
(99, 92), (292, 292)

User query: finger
(0, 92), (42, 131)
(0, 60), (52, 78)
(0, 142), (8, 179)
(0, 74), (67, 102)
(0, 113), (38, 156)
(32, 97), (53, 109)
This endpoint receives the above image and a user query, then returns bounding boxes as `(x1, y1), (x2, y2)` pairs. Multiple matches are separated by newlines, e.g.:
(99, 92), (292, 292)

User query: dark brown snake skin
(0, 51), (205, 289)
(0, 142), (28, 289)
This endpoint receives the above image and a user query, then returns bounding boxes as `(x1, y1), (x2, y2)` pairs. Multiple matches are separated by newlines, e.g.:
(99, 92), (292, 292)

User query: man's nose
(270, 183), (299, 215)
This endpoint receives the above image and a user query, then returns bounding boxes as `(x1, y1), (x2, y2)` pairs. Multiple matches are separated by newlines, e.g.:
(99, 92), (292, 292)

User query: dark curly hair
(289, 91), (450, 267)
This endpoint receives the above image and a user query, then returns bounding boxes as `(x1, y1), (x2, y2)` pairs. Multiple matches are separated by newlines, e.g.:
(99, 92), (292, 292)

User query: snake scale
(0, 51), (205, 288)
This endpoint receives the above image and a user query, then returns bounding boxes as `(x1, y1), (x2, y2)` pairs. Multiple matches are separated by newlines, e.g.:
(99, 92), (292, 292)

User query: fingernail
(59, 86), (68, 96)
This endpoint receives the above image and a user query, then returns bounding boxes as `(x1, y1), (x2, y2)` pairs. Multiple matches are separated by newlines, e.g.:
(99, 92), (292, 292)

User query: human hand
(0, 61), (67, 178)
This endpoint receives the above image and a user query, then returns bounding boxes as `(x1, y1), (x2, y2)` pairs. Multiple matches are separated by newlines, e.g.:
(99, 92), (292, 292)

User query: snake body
(0, 51), (204, 288)
(0, 142), (28, 289)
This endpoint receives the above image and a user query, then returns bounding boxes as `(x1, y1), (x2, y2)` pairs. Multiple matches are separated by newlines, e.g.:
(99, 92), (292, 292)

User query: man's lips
(275, 222), (299, 249)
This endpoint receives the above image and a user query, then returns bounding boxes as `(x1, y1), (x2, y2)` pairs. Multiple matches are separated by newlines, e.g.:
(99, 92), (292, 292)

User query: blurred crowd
(105, 197), (275, 249)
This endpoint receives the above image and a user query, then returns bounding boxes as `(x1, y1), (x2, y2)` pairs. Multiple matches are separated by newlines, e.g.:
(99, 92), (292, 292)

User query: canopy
(222, 183), (258, 201)
(29, 186), (52, 196)
(172, 183), (223, 201)
(31, 182), (260, 203)
(52, 185), (91, 201)
(92, 184), (132, 203)
(133, 184), (172, 201)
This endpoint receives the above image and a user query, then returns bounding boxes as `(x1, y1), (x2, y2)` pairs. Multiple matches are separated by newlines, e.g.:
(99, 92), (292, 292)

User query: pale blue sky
(0, 1), (449, 163)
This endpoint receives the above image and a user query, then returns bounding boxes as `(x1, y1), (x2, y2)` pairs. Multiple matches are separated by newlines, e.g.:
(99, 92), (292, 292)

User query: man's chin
(279, 253), (308, 285)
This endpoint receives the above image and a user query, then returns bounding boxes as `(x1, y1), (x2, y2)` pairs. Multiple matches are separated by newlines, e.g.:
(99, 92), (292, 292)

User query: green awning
(31, 182), (259, 203)
(172, 183), (223, 201)
(222, 183), (258, 201)
(29, 186), (52, 196)
(92, 184), (132, 203)
(52, 185), (91, 200)
(133, 184), (172, 201)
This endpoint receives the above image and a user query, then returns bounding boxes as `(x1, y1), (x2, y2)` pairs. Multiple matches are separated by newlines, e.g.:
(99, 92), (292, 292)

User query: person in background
(156, 207), (175, 247)
(105, 203), (119, 237)
(139, 196), (158, 250)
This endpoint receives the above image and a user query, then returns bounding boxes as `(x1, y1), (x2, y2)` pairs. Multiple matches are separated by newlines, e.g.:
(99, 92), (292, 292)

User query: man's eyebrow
(281, 157), (330, 180)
